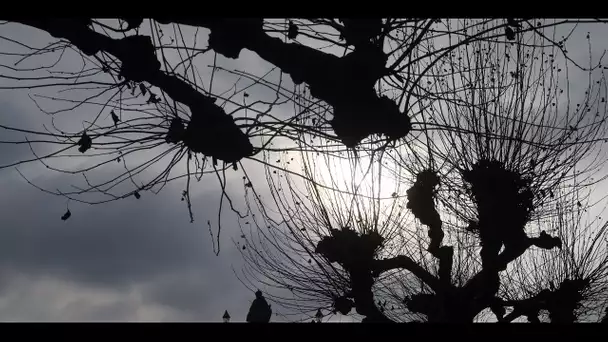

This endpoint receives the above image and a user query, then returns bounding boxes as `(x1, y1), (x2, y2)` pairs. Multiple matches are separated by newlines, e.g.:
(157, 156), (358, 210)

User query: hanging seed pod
(77, 132), (92, 153)
(61, 209), (71, 221)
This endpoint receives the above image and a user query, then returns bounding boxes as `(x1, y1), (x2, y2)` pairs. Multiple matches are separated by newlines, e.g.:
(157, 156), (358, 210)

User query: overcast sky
(0, 21), (281, 322)
(1, 20), (608, 322)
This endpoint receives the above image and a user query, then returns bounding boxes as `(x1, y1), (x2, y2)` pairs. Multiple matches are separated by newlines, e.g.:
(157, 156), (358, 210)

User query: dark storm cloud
(0, 175), (234, 279)
(0, 167), (254, 320)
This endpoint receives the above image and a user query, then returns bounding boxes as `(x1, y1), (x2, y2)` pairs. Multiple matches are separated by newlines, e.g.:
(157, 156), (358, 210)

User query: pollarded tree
(235, 22), (608, 322)
(1, 19), (604, 246)
(496, 186), (608, 323)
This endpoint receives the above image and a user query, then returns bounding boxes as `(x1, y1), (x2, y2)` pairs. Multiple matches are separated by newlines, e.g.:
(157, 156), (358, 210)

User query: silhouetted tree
(235, 23), (608, 322)
(1, 18), (606, 323)
(492, 185), (608, 323)
(1, 19), (603, 246)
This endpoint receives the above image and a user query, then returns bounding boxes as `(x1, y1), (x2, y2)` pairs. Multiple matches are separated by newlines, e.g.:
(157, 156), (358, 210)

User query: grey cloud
(0, 167), (253, 320)
(0, 91), (63, 168)
(0, 267), (253, 321)
(0, 173), (241, 282)
(139, 269), (253, 321)
(0, 272), (167, 321)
